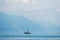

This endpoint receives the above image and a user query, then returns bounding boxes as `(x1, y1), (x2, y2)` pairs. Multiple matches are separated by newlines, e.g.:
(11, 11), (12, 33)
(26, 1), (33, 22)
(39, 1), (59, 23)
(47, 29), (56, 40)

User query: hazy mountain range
(0, 8), (60, 35)
(0, 12), (43, 35)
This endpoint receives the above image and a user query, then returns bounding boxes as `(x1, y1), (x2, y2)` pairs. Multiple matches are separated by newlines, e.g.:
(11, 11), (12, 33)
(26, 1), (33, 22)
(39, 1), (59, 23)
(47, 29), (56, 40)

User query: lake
(0, 35), (60, 40)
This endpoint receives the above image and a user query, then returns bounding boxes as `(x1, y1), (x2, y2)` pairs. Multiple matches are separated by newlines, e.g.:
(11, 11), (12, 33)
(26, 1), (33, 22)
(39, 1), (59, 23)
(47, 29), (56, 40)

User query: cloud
(22, 0), (30, 4)
(32, 0), (36, 4)
(6, 0), (10, 3)
(56, 8), (60, 12)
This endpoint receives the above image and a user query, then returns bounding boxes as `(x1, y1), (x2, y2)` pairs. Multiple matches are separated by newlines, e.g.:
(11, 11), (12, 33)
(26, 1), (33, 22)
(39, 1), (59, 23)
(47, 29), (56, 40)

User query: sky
(0, 0), (58, 12)
(0, 0), (60, 26)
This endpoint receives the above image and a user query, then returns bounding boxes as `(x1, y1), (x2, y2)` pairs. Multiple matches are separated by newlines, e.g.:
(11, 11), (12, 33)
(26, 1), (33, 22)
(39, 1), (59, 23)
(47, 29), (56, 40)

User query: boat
(24, 30), (31, 34)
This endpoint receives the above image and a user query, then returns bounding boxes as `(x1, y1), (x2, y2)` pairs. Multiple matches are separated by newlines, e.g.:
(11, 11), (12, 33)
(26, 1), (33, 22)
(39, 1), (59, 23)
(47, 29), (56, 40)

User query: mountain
(39, 8), (57, 26)
(38, 22), (58, 34)
(0, 10), (60, 35)
(0, 12), (23, 35)
(40, 7), (60, 27)
(13, 8), (60, 34)
(38, 8), (60, 34)
(0, 12), (43, 34)
(8, 15), (43, 34)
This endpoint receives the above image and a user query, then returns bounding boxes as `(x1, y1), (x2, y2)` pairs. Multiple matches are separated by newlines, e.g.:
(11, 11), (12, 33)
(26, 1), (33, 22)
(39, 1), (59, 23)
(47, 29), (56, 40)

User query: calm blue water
(0, 35), (60, 38)
(0, 35), (60, 40)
